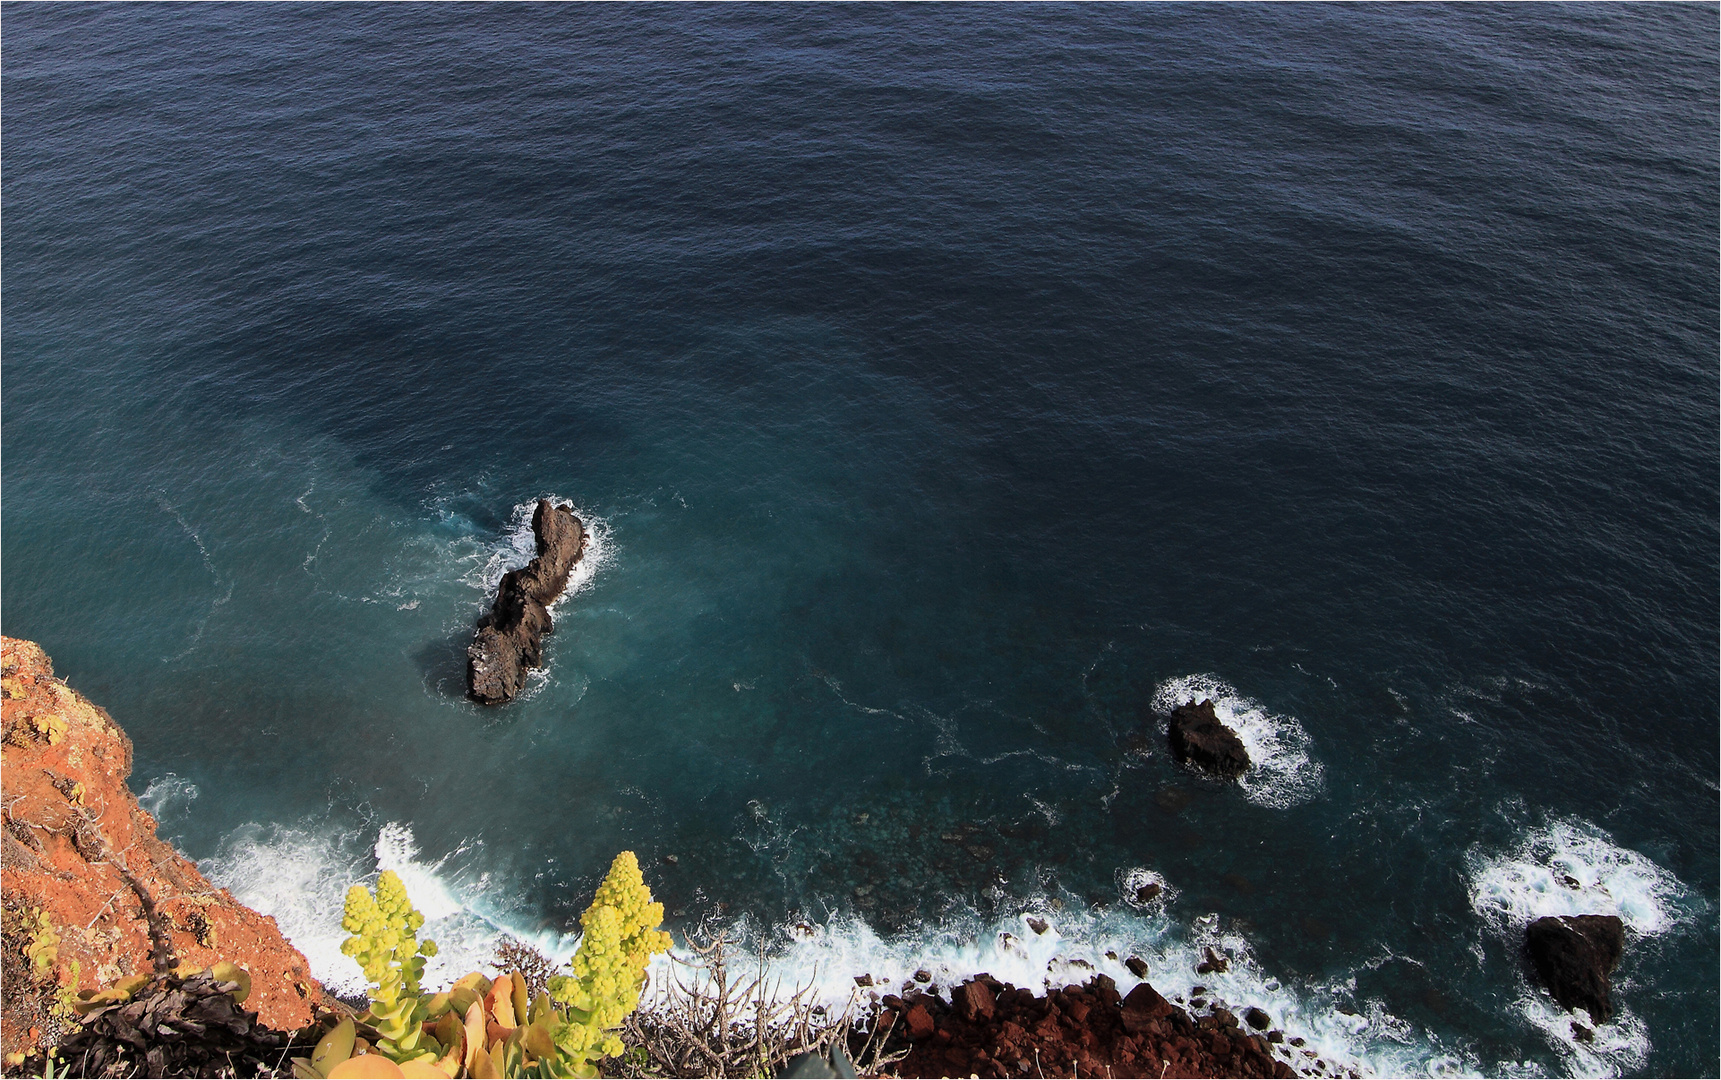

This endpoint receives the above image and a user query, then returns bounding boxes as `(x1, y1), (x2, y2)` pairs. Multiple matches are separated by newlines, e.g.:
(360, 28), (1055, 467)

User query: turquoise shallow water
(5, 7), (1716, 1076)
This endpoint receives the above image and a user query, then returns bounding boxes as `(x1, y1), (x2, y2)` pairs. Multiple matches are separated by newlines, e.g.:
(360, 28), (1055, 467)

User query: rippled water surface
(5, 7), (1716, 1076)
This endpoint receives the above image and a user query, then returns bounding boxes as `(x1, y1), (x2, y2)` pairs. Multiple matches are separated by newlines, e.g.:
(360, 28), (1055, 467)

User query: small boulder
(1526, 914), (1625, 1023)
(958, 979), (995, 1022)
(1125, 956), (1150, 978)
(1166, 699), (1250, 778)
(905, 1003), (935, 1039)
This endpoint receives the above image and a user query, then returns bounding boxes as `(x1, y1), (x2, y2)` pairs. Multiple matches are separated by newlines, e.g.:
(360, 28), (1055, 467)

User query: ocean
(3, 6), (1715, 1076)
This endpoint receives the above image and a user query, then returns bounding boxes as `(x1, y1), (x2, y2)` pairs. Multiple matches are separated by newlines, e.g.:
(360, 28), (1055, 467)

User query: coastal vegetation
(294, 853), (671, 1078)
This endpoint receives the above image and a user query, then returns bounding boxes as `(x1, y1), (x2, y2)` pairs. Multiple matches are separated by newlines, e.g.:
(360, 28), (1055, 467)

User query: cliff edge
(0, 637), (329, 1064)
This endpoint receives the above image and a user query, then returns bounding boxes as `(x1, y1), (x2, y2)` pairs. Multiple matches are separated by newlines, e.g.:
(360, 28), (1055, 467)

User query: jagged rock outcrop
(0, 638), (330, 1066)
(1167, 699), (1250, 778)
(872, 973), (1297, 1078)
(1525, 914), (1626, 1024)
(466, 500), (587, 705)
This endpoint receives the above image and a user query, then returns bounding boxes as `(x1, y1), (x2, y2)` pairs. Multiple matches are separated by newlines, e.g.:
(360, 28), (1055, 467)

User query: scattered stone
(1526, 914), (1625, 1023)
(880, 972), (1295, 1078)
(1135, 882), (1163, 904)
(913, 969), (932, 984)
(854, 974), (874, 987)
(1026, 917), (1049, 935)
(662, 853), (679, 865)
(1125, 956), (1150, 978)
(1572, 1021), (1594, 1043)
(1166, 699), (1250, 778)
(1245, 1007), (1271, 1030)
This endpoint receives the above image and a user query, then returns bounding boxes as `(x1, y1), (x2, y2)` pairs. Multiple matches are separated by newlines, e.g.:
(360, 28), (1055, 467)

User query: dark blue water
(5, 7), (1715, 1076)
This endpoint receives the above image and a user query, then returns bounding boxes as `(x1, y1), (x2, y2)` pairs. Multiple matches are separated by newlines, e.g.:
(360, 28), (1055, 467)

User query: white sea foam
(1465, 817), (1689, 938)
(203, 820), (578, 997)
(205, 811), (1506, 1077)
(1151, 674), (1325, 808)
(138, 773), (199, 827)
(202, 821), (374, 995)
(658, 901), (1483, 1079)
(1118, 866), (1176, 911)
(1514, 987), (1650, 1079)
(1466, 817), (1691, 1075)
(466, 496), (613, 613)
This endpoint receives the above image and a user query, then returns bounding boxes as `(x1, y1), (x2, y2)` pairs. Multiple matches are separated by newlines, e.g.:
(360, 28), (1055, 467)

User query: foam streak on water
(139, 773), (200, 830)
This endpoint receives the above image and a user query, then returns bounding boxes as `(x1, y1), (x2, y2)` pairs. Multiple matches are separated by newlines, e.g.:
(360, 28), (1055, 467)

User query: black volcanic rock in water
(467, 500), (586, 704)
(1525, 914), (1626, 1023)
(1166, 699), (1250, 778)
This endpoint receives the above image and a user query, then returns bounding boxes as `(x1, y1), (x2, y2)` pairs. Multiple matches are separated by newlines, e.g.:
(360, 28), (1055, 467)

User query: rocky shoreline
(0, 637), (1634, 1077)
(868, 972), (1299, 1079)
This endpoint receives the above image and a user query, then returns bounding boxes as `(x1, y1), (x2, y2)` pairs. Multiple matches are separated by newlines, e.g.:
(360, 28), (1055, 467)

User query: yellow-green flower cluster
(341, 870), (439, 1062)
(548, 852), (672, 1071)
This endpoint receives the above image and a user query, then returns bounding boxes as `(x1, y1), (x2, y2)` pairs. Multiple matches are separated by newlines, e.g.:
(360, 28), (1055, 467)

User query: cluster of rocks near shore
(869, 971), (1300, 1079)
(1161, 695), (1631, 1048)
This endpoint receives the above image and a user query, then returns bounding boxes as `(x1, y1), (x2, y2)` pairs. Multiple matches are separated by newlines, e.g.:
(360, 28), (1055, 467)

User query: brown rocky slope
(0, 637), (331, 1065)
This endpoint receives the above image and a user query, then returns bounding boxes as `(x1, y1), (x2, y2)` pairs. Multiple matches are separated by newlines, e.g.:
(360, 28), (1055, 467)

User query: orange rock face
(1, 637), (331, 1062)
